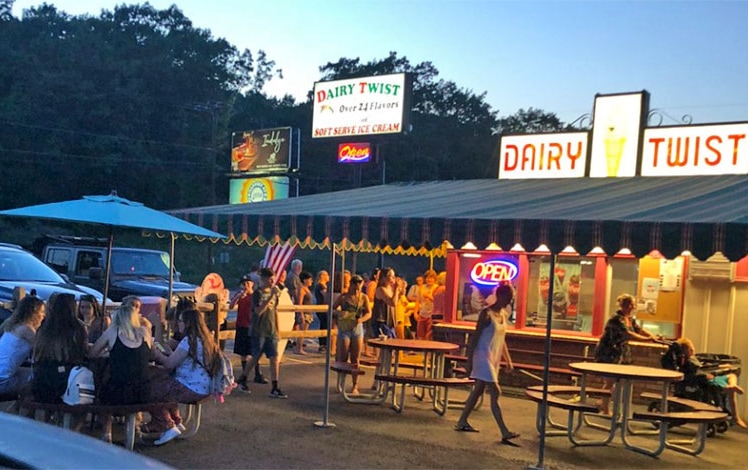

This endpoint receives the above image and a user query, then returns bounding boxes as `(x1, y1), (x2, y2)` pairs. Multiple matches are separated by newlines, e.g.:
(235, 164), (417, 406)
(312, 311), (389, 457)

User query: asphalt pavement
(135, 344), (748, 469)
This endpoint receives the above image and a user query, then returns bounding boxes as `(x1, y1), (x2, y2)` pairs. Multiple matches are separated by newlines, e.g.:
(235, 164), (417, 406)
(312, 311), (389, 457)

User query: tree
(495, 107), (566, 135)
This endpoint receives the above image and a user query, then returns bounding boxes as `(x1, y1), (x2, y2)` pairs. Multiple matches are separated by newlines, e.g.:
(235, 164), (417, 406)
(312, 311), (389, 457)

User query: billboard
(231, 127), (293, 175)
(640, 123), (748, 176)
(337, 142), (371, 163)
(499, 132), (589, 179)
(229, 177), (290, 204)
(312, 73), (410, 139)
(589, 92), (648, 178)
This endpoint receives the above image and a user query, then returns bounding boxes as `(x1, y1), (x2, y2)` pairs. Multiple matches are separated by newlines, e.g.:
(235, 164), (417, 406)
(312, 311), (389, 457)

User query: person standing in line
(416, 270), (438, 340)
(239, 268), (287, 398)
(314, 270), (330, 353)
(363, 268), (380, 357)
(407, 275), (424, 335)
(286, 259), (303, 351)
(593, 293), (658, 414)
(295, 271), (315, 355)
(454, 283), (520, 446)
(372, 267), (399, 338)
(231, 274), (267, 387)
(432, 271), (447, 322)
(332, 275), (371, 395)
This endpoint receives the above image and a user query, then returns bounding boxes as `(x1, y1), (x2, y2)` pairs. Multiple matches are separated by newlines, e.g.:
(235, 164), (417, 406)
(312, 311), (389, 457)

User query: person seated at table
(332, 274), (371, 395)
(147, 308), (219, 445)
(32, 294), (88, 403)
(593, 293), (658, 414)
(89, 303), (153, 444)
(77, 294), (110, 344)
(677, 338), (746, 428)
(454, 282), (520, 445)
(164, 298), (197, 349)
(0, 296), (45, 398)
(32, 293), (88, 429)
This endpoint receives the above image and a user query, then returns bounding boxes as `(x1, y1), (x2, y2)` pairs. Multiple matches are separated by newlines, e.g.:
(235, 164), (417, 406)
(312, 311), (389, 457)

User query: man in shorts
(239, 267), (287, 398)
(230, 274), (268, 386)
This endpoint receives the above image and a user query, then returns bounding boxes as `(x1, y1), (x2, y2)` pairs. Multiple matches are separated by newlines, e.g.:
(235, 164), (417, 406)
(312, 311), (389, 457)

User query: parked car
(0, 243), (105, 321)
(0, 412), (171, 469)
(32, 235), (198, 303)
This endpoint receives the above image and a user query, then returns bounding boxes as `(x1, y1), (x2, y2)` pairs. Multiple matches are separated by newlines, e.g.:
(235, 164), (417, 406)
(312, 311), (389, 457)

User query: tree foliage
(0, 3), (567, 212)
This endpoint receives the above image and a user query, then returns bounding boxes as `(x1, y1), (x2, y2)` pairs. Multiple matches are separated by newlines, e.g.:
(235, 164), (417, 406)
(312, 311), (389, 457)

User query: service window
(527, 255), (597, 334)
(454, 253), (518, 325)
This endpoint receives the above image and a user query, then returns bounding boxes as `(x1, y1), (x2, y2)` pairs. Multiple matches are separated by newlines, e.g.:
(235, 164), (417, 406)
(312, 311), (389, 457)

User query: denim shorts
(337, 323), (364, 340)
(250, 336), (278, 359)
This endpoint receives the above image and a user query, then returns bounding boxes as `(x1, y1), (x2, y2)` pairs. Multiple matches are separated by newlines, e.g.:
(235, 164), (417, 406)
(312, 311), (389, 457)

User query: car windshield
(110, 251), (171, 277)
(0, 249), (66, 282)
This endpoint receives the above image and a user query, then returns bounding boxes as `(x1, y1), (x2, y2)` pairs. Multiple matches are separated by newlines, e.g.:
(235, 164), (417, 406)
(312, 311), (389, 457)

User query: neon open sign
(470, 259), (519, 286)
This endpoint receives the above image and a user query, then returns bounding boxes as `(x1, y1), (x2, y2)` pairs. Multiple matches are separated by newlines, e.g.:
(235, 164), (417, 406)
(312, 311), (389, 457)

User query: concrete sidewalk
(139, 351), (747, 469)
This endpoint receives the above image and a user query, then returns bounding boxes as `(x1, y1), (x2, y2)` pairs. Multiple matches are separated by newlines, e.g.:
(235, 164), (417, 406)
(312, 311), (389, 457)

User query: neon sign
(338, 143), (371, 163)
(470, 259), (519, 286)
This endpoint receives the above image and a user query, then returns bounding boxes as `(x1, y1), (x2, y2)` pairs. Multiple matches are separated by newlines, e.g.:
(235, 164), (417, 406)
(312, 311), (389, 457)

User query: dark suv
(0, 243), (105, 321)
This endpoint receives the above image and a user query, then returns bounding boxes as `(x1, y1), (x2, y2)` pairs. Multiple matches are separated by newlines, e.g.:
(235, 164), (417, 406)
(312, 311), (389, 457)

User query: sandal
(501, 431), (521, 446)
(454, 423), (479, 433)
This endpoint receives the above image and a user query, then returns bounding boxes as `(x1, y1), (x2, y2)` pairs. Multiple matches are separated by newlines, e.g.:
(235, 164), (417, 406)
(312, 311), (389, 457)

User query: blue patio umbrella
(0, 191), (226, 310)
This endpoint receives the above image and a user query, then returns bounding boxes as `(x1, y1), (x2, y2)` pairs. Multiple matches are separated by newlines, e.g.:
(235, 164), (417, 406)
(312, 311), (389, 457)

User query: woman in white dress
(454, 283), (520, 445)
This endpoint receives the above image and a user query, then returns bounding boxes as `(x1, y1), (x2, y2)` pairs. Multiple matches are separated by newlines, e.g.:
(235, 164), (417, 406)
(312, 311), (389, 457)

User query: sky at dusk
(11, 0), (748, 125)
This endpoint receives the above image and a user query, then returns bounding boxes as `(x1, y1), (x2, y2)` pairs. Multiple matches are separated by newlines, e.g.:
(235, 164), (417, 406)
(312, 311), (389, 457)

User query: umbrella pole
(168, 233), (176, 310)
(315, 241), (337, 428)
(102, 227), (114, 314)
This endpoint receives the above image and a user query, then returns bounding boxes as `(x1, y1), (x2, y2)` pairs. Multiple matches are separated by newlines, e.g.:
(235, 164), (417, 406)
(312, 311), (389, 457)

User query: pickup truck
(33, 236), (198, 303)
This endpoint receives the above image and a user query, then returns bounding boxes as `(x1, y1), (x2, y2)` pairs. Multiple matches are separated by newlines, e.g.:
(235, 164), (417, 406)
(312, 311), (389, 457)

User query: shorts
(710, 375), (729, 388)
(233, 327), (252, 356)
(338, 323), (364, 340)
(250, 336), (278, 359)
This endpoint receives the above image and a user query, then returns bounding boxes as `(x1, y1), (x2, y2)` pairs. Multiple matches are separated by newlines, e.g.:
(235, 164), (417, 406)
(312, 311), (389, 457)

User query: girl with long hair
(147, 308), (220, 445)
(0, 296), (45, 396)
(33, 294), (87, 404)
(77, 294), (110, 344)
(332, 275), (371, 395)
(89, 303), (153, 443)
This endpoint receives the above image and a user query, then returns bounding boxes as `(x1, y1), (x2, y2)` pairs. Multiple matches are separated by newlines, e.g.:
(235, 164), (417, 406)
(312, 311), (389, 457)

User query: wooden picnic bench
(18, 397), (210, 450)
(631, 409), (729, 455)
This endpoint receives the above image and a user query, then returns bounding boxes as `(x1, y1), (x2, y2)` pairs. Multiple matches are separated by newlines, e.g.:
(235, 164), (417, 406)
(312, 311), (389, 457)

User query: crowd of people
(0, 291), (222, 446)
(2, 253), (746, 450)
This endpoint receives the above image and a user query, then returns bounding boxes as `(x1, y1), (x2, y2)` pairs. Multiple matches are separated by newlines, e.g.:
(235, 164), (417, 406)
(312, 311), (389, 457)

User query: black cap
(240, 274), (252, 283)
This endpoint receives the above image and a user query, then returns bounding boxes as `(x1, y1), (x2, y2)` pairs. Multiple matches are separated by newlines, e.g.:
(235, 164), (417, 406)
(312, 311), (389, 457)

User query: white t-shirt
(174, 337), (211, 395)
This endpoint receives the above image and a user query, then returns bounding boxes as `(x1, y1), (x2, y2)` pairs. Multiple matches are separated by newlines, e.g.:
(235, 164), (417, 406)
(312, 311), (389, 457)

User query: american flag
(262, 242), (296, 285)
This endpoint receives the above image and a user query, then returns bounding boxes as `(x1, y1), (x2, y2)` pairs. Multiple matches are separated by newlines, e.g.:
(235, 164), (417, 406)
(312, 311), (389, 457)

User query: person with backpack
(32, 294), (88, 408)
(147, 308), (221, 445)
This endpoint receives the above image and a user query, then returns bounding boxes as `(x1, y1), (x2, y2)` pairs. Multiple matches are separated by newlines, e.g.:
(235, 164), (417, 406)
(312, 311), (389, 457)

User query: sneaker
(238, 382), (252, 394)
(154, 426), (181, 446)
(270, 388), (288, 399)
(254, 374), (269, 384)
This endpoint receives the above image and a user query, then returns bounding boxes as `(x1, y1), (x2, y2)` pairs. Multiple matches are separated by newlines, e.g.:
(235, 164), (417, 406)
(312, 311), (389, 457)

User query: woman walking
(454, 282), (520, 446)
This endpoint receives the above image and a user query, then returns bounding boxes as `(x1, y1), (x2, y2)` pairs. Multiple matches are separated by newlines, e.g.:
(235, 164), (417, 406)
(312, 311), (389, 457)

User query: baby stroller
(650, 340), (739, 437)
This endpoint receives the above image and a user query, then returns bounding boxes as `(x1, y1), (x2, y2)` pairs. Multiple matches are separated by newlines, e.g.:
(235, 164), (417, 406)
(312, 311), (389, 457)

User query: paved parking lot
(135, 350), (747, 469)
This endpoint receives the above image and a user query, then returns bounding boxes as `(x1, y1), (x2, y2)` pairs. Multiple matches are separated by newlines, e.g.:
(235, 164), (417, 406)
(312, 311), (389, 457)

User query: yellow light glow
(485, 242), (502, 251)
(461, 242), (478, 250)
